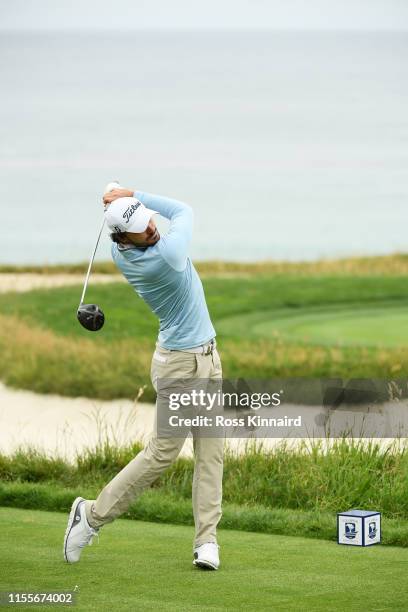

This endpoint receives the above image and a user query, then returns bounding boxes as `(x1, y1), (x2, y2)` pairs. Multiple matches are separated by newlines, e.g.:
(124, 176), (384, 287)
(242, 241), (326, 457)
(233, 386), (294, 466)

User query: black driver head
(77, 304), (105, 331)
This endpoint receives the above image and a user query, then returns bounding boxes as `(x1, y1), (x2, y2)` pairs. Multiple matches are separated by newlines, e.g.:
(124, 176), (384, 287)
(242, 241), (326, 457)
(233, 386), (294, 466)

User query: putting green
(219, 304), (408, 348)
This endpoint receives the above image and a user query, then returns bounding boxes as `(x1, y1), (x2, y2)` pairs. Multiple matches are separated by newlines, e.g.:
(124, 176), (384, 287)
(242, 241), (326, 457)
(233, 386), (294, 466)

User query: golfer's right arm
(135, 191), (193, 271)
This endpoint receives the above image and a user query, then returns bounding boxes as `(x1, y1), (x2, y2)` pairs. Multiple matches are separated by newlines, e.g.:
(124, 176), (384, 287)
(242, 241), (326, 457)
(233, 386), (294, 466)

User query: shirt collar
(117, 243), (148, 252)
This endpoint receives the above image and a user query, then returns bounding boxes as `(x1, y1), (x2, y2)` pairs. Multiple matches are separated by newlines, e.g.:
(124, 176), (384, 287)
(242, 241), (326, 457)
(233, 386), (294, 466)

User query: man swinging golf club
(63, 185), (223, 570)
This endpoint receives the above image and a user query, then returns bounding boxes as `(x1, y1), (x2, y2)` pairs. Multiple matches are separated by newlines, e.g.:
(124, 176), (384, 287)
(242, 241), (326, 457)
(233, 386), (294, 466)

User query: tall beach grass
(1, 437), (408, 519)
(3, 253), (408, 276)
(1, 313), (408, 401)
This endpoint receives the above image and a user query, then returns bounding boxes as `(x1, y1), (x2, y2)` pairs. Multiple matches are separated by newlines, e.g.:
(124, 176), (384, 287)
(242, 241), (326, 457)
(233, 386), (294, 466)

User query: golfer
(63, 187), (223, 570)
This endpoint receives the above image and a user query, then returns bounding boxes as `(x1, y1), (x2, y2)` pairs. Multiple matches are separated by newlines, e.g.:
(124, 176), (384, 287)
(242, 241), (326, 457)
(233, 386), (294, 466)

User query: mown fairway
(1, 272), (408, 400)
(1, 507), (407, 611)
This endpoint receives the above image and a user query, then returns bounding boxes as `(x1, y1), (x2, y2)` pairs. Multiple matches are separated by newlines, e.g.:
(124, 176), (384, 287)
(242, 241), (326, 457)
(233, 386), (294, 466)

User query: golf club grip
(79, 217), (106, 308)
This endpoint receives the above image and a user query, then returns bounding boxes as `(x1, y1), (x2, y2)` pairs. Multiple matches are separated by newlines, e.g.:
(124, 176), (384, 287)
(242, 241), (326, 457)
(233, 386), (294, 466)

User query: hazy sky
(1, 0), (407, 30)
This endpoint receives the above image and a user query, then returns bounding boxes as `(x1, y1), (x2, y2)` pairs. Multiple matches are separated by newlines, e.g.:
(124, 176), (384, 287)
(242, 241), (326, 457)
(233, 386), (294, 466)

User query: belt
(174, 338), (216, 355)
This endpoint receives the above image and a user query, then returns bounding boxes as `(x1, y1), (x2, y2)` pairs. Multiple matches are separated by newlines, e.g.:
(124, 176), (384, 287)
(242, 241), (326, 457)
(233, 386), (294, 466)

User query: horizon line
(1, 26), (407, 33)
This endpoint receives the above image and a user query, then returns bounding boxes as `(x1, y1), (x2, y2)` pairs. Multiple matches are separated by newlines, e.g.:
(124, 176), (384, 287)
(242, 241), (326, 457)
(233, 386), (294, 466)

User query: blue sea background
(0, 30), (407, 264)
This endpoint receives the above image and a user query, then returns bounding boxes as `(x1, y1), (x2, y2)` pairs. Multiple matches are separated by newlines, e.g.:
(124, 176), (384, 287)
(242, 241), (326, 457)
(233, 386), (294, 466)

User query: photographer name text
(167, 415), (302, 428)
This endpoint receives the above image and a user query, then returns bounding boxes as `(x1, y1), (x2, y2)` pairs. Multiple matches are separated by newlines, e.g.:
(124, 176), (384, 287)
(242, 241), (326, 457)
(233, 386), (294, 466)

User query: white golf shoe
(63, 497), (99, 563)
(193, 542), (220, 570)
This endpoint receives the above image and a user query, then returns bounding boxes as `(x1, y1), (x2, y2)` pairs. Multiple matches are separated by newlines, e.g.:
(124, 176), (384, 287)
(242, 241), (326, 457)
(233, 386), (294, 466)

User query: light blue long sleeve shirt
(110, 191), (216, 350)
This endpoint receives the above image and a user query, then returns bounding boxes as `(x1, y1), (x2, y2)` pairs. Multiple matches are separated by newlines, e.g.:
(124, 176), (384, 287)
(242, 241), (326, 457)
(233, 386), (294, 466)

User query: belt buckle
(204, 340), (214, 356)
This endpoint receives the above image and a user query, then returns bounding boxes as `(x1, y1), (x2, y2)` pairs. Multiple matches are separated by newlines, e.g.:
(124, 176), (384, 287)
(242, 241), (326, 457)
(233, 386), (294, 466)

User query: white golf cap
(104, 197), (157, 234)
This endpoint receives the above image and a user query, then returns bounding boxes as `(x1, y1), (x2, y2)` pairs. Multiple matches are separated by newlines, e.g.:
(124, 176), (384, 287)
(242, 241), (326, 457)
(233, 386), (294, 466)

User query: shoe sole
(63, 496), (85, 563)
(193, 559), (218, 570)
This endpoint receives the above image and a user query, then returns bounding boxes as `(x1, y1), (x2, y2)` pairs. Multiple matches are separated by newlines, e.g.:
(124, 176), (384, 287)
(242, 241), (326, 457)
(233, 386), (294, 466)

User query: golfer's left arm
(135, 191), (193, 271)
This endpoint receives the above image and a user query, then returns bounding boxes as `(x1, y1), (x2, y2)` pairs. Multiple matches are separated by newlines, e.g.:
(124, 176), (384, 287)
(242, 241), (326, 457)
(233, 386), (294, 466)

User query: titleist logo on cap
(123, 201), (141, 224)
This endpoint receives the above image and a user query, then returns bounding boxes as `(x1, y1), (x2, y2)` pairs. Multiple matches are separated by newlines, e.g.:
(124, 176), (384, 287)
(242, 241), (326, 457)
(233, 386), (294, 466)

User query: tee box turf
(337, 510), (381, 546)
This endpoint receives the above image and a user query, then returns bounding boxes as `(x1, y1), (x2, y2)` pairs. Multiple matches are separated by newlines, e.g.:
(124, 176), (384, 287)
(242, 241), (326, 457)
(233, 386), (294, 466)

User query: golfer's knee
(146, 437), (180, 464)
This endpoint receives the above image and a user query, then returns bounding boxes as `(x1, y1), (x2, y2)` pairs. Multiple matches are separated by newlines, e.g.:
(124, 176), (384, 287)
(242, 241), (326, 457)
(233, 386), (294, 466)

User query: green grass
(2, 439), (408, 525)
(2, 274), (408, 399)
(1, 507), (407, 611)
(3, 275), (408, 343)
(2, 481), (408, 547)
(223, 304), (408, 348)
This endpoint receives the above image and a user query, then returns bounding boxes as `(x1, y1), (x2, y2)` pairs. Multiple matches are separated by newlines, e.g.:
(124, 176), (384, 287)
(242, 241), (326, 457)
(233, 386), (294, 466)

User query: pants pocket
(211, 349), (223, 377)
(151, 351), (198, 392)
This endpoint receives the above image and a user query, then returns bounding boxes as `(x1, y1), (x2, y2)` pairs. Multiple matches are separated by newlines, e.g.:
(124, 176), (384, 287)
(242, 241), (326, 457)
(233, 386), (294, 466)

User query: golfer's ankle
(85, 500), (99, 530)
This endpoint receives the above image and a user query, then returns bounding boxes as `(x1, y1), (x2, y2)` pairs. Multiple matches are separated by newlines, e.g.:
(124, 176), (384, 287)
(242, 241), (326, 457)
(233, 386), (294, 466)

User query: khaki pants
(85, 344), (224, 548)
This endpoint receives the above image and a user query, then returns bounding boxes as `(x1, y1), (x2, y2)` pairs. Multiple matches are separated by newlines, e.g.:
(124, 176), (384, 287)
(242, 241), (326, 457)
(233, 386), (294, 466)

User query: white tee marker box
(337, 510), (381, 546)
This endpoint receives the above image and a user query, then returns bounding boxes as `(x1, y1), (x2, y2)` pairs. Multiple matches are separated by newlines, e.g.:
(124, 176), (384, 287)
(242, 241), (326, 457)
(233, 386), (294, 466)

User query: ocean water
(0, 30), (407, 264)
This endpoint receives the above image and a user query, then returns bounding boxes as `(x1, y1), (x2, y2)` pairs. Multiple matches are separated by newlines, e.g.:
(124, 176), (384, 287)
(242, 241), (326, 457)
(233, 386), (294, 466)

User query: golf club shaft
(78, 217), (106, 309)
